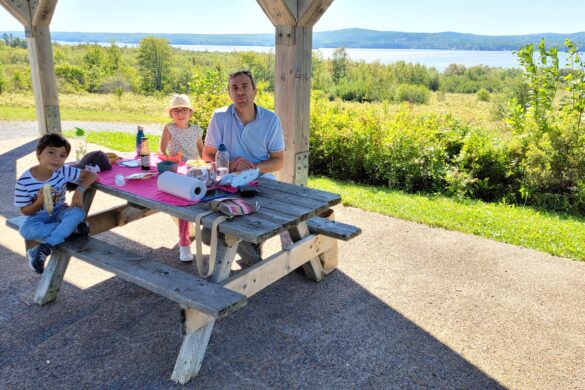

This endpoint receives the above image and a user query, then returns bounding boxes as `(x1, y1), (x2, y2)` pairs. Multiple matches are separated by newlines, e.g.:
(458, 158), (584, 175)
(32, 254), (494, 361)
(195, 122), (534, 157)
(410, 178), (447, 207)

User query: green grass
(308, 176), (585, 261)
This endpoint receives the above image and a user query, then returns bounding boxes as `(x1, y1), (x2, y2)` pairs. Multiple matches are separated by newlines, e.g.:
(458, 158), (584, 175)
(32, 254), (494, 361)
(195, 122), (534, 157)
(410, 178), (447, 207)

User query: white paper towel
(157, 171), (207, 201)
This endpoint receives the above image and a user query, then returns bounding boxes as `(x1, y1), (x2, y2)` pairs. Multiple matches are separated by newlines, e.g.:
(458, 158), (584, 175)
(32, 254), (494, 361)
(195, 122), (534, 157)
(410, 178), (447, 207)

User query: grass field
(0, 91), (504, 133)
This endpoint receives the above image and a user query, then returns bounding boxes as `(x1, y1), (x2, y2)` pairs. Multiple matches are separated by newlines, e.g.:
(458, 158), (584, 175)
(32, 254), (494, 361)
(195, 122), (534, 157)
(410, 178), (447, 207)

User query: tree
(332, 47), (348, 84)
(138, 37), (173, 93)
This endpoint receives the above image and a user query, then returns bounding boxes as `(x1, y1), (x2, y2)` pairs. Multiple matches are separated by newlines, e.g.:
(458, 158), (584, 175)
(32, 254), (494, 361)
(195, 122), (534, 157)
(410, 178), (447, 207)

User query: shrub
(394, 84), (430, 104)
(477, 88), (490, 102)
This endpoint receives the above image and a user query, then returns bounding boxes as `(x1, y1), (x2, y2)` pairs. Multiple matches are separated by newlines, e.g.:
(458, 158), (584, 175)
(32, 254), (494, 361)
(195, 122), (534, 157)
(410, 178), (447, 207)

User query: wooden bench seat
(6, 216), (246, 318)
(306, 216), (362, 241)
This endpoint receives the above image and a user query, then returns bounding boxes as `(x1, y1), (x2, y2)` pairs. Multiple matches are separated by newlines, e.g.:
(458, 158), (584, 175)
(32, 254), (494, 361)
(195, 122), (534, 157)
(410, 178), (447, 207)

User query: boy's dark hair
(228, 70), (256, 90)
(36, 133), (71, 156)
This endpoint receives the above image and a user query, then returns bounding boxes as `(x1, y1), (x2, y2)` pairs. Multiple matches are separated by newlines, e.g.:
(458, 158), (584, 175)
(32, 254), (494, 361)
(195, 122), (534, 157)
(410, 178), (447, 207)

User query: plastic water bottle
(135, 125), (144, 157)
(215, 143), (229, 180)
(74, 127), (86, 162)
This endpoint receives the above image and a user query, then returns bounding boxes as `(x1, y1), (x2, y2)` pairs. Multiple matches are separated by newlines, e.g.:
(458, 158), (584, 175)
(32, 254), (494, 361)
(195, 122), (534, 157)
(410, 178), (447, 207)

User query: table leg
(33, 249), (72, 305)
(170, 234), (240, 384)
(288, 222), (325, 282)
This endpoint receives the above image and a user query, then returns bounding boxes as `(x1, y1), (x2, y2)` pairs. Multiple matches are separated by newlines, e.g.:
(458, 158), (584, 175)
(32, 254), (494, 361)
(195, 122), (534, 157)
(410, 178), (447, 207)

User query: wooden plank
(31, 0), (57, 26)
(306, 216), (362, 241)
(298, 0), (334, 27)
(85, 204), (158, 235)
(222, 234), (335, 297)
(61, 237), (246, 318)
(256, 185), (331, 212)
(288, 221), (324, 281)
(258, 177), (341, 204)
(0, 0), (32, 25)
(93, 182), (281, 244)
(256, 0), (296, 25)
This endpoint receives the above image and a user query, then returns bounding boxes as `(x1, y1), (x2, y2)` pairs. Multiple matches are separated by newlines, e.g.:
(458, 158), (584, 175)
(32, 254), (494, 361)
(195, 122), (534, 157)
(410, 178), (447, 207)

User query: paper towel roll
(157, 171), (207, 201)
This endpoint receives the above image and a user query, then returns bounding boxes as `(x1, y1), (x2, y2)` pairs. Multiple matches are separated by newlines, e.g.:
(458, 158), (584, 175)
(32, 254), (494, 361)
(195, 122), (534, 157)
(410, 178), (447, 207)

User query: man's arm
(202, 145), (217, 162)
(231, 150), (284, 174)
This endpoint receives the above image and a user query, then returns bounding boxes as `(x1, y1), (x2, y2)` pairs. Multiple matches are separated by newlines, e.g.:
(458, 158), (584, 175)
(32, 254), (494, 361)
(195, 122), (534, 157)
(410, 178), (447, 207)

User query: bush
(477, 88), (490, 102)
(394, 84), (430, 104)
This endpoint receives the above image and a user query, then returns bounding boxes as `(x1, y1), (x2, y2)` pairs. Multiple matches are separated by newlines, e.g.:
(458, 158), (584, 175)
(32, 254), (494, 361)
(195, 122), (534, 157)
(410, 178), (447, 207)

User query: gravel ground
(2, 132), (585, 389)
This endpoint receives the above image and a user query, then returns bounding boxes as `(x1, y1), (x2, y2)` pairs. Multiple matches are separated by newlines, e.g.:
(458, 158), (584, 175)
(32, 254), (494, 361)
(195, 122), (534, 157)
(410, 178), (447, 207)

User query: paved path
(0, 120), (162, 139)
(1, 133), (585, 389)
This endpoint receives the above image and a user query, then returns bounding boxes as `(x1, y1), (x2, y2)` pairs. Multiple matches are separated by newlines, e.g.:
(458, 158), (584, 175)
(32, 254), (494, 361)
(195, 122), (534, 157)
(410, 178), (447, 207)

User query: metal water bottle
(135, 125), (144, 157)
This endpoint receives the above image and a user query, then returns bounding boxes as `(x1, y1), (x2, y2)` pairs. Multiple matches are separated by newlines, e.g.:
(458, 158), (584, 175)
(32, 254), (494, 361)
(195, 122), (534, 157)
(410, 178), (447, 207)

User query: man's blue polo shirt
(205, 104), (285, 165)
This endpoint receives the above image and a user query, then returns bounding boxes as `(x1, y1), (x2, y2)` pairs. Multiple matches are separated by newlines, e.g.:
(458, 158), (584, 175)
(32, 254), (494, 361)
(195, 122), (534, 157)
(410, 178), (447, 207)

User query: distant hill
(3, 28), (585, 51)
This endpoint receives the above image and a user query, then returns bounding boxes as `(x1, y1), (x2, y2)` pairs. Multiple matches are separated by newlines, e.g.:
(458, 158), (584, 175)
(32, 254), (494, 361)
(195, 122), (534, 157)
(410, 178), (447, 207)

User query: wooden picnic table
(8, 176), (360, 384)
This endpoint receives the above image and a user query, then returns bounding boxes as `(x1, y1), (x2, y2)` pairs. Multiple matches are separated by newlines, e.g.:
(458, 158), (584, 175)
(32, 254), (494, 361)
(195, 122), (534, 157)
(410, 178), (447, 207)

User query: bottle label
(140, 155), (150, 170)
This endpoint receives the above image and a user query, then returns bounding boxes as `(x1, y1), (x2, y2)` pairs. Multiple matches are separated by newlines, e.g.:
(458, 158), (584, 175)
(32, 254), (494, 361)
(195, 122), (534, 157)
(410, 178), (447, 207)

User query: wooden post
(274, 25), (312, 185)
(257, 0), (334, 185)
(0, 0), (61, 135)
(27, 25), (61, 134)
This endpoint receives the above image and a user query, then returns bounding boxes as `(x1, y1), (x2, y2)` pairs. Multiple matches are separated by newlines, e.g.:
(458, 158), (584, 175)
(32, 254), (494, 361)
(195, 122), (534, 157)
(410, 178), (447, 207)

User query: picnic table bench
(7, 176), (361, 384)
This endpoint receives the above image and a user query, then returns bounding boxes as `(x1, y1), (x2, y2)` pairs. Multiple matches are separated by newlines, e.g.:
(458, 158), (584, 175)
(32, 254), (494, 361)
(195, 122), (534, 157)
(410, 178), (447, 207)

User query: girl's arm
(159, 126), (170, 156)
(196, 136), (204, 159)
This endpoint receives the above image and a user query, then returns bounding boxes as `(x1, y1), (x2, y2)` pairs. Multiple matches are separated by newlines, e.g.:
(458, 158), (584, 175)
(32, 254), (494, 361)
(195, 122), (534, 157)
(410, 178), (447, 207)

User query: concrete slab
(1, 137), (584, 389)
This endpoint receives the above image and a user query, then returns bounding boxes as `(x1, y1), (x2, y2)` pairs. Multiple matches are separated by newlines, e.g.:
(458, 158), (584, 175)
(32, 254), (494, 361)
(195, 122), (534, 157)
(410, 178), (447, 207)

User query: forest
(1, 35), (584, 216)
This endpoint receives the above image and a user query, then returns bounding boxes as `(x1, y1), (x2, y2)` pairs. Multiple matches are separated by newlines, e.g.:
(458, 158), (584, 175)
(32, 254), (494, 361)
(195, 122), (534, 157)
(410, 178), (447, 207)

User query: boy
(14, 133), (97, 274)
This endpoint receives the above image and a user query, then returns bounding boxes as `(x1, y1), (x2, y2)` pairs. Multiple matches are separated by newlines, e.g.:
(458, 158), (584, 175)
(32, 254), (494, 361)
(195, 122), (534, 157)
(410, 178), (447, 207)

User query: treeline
(0, 36), (524, 103)
(4, 28), (585, 51)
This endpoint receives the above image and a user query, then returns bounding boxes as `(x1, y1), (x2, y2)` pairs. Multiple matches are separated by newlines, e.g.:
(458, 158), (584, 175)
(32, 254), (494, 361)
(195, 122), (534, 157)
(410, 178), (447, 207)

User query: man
(203, 70), (285, 177)
(202, 70), (286, 264)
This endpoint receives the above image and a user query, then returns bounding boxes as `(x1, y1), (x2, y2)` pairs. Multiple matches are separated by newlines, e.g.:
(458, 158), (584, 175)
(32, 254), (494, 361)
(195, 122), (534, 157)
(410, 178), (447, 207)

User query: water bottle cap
(218, 144), (227, 152)
(137, 125), (144, 131)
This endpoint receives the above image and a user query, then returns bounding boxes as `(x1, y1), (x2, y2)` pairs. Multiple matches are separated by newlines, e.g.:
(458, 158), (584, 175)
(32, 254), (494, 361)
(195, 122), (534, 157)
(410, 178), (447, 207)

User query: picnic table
(7, 171), (361, 384)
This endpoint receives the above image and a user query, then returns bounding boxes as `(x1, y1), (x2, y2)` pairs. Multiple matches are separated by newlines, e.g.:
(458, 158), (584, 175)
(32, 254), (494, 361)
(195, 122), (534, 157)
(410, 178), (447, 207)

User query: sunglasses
(171, 108), (191, 114)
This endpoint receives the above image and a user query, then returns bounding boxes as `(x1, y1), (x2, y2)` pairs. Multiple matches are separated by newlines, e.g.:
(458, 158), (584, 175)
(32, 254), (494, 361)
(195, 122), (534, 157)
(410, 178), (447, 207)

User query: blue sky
(0, 0), (583, 35)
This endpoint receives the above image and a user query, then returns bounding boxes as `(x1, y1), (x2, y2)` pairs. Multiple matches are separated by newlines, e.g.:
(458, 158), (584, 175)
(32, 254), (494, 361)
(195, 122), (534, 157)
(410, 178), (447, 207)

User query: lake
(54, 41), (571, 71)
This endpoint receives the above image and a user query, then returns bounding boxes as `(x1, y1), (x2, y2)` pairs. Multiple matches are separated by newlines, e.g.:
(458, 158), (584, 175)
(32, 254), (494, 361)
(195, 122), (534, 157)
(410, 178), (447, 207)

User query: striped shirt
(14, 165), (81, 211)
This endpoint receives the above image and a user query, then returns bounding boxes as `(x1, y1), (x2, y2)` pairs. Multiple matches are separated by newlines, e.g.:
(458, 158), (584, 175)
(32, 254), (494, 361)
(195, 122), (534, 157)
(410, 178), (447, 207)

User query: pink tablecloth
(97, 155), (237, 206)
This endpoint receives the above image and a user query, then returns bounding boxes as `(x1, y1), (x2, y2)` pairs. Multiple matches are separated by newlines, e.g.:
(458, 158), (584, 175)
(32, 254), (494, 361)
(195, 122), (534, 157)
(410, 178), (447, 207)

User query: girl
(159, 94), (204, 262)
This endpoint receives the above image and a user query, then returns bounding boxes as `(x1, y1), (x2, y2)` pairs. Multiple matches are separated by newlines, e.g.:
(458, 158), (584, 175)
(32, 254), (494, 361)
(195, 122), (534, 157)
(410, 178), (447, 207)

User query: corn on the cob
(43, 184), (53, 215)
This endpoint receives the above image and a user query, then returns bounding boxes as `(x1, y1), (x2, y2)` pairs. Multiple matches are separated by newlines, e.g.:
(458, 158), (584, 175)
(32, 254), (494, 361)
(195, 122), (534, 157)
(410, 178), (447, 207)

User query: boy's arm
(20, 188), (45, 216)
(70, 170), (97, 208)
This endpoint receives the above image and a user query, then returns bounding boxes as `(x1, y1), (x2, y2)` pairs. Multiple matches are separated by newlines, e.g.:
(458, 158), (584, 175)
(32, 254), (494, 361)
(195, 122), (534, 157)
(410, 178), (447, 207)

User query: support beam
(274, 25), (312, 185)
(298, 0), (333, 26)
(27, 25), (61, 134)
(32, 0), (58, 26)
(257, 0), (296, 25)
(0, 0), (32, 25)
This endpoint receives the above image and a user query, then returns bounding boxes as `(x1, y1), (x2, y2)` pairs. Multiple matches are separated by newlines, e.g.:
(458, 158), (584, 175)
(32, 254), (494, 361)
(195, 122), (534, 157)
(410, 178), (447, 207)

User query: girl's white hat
(167, 94), (193, 113)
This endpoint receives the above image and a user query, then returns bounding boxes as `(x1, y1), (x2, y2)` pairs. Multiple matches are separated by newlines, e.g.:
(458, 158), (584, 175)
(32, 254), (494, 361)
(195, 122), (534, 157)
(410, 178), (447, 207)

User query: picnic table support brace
(171, 234), (240, 384)
(288, 222), (325, 282)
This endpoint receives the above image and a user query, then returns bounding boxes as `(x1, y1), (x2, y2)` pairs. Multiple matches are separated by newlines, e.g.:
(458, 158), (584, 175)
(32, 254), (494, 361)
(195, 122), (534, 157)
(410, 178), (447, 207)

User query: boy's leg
(19, 211), (58, 243)
(44, 206), (86, 247)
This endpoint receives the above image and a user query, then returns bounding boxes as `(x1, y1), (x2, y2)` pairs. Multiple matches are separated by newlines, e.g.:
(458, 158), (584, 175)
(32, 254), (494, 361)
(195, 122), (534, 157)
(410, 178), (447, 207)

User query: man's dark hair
(228, 70), (256, 90)
(36, 133), (71, 156)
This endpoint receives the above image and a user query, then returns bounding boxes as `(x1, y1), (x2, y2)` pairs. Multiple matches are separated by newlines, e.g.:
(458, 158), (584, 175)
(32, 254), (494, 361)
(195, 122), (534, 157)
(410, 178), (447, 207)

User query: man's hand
(230, 157), (256, 172)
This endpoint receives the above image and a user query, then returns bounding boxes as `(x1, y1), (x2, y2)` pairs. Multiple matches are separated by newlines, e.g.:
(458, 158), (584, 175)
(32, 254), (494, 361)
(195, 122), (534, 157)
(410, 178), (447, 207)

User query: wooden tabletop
(93, 177), (341, 244)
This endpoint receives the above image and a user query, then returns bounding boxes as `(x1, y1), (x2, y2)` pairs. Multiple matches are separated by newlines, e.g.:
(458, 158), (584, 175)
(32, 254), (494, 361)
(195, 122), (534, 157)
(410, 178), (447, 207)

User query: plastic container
(215, 143), (229, 180)
(156, 160), (179, 174)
